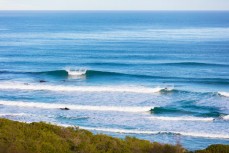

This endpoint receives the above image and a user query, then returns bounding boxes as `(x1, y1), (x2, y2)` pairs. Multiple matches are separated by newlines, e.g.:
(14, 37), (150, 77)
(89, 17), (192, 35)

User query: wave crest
(66, 68), (87, 76)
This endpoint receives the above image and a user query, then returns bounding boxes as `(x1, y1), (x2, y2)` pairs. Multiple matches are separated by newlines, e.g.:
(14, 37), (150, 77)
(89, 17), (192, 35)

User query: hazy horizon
(0, 0), (229, 11)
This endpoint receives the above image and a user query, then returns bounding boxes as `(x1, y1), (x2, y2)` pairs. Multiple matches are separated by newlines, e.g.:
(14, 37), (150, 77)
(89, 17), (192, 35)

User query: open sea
(0, 11), (229, 150)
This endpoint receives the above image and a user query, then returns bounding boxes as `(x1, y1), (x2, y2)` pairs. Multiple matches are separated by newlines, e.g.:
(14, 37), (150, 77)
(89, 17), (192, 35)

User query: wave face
(150, 106), (224, 118)
(151, 107), (196, 116)
(0, 82), (168, 94)
(0, 100), (152, 113)
(37, 70), (68, 77)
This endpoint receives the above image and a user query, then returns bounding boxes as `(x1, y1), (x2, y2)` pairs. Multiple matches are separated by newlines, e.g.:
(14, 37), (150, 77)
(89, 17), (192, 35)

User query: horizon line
(0, 9), (229, 11)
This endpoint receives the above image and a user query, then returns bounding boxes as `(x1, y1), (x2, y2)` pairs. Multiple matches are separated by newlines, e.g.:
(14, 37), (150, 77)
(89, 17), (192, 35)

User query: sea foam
(222, 115), (229, 120)
(66, 68), (87, 76)
(0, 82), (168, 94)
(147, 116), (214, 122)
(0, 100), (152, 113)
(0, 113), (28, 117)
(59, 124), (229, 139)
(218, 92), (229, 98)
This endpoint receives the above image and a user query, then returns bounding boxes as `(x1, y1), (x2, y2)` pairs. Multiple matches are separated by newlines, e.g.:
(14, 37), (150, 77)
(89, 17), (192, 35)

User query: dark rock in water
(39, 80), (47, 83)
(24, 83), (29, 85)
(60, 107), (70, 110)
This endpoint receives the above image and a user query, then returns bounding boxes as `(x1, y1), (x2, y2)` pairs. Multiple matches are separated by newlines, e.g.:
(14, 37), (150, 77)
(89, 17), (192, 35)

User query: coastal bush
(194, 144), (229, 153)
(0, 118), (228, 153)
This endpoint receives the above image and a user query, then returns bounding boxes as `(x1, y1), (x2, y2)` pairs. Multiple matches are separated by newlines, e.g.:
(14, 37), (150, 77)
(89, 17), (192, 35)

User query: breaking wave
(147, 116), (214, 122)
(222, 115), (229, 120)
(59, 124), (229, 139)
(66, 68), (87, 76)
(0, 100), (153, 113)
(218, 92), (229, 98)
(0, 82), (169, 94)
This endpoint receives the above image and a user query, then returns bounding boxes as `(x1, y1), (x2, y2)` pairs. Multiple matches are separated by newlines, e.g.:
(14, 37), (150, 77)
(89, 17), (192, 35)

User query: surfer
(60, 107), (70, 110)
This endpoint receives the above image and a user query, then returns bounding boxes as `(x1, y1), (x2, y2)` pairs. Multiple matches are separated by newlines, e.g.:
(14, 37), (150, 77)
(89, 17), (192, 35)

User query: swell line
(1, 69), (229, 85)
(159, 62), (229, 67)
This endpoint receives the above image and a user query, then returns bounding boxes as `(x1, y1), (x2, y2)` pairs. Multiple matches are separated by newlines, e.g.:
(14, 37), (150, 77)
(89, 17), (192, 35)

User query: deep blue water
(0, 11), (229, 150)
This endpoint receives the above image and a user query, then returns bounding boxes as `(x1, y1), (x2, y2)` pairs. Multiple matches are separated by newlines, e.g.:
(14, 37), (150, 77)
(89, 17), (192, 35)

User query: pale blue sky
(0, 0), (229, 10)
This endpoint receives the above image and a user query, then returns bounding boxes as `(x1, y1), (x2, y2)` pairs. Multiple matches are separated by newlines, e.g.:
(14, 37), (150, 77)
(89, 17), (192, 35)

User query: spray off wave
(0, 100), (153, 113)
(66, 68), (87, 76)
(0, 82), (170, 94)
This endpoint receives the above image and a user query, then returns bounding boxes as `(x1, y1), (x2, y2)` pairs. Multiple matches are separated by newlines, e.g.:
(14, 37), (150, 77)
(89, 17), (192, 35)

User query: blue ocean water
(0, 11), (229, 150)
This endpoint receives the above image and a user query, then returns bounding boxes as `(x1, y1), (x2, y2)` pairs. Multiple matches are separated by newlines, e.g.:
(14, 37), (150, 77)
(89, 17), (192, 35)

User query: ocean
(0, 11), (229, 150)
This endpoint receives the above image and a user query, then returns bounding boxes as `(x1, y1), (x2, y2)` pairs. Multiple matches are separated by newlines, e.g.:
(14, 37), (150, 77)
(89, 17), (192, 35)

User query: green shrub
(195, 144), (229, 153)
(0, 118), (228, 153)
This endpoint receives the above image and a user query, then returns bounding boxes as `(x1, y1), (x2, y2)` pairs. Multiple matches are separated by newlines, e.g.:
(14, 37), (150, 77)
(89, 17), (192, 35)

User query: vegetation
(0, 118), (228, 153)
(193, 144), (229, 153)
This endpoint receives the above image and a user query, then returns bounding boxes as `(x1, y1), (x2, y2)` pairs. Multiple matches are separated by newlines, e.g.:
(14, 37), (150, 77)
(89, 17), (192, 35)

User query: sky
(0, 0), (229, 10)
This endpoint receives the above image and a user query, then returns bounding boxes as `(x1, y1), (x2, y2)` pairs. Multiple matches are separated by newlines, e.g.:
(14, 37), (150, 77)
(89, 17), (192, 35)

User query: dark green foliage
(0, 118), (228, 153)
(0, 119), (70, 153)
(194, 144), (229, 153)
